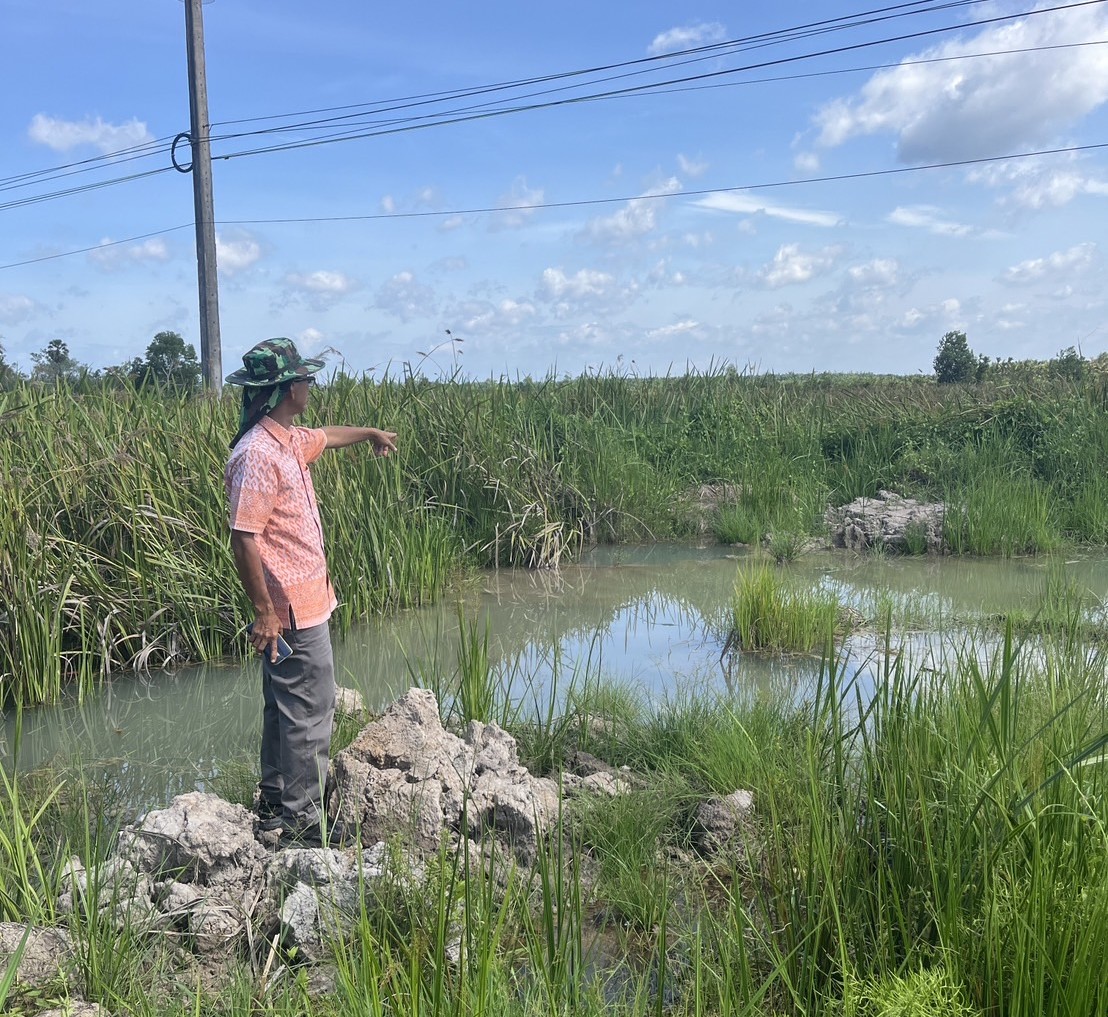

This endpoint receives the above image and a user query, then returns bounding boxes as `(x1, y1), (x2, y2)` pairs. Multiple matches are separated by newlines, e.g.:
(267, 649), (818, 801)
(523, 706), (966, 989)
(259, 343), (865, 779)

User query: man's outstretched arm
(322, 426), (397, 455)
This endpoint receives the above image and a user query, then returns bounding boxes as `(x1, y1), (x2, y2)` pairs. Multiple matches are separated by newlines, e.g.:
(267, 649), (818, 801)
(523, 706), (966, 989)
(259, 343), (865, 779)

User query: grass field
(4, 367), (1108, 706)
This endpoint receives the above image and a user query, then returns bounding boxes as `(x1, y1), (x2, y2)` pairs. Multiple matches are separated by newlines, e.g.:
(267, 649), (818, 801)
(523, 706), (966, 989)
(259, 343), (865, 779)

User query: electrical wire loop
(171, 132), (194, 174)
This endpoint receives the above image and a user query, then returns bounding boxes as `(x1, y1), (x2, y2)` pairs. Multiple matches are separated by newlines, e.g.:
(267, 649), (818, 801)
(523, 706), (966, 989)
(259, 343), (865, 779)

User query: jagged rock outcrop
(560, 749), (634, 797)
(329, 688), (560, 864)
(46, 690), (566, 964)
(30, 687), (756, 979)
(826, 490), (945, 553)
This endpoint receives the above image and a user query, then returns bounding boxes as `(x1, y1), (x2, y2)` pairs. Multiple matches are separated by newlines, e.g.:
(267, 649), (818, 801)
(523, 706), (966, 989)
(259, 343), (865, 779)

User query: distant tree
(129, 331), (201, 391)
(1049, 345), (1086, 381)
(933, 330), (982, 384)
(30, 338), (85, 385)
(0, 338), (20, 388)
(99, 361), (138, 388)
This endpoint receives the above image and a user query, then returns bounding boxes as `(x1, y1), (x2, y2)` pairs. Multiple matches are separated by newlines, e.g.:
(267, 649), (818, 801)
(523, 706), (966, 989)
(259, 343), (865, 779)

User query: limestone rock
(0, 922), (77, 993)
(116, 792), (267, 884)
(694, 789), (755, 856)
(270, 843), (392, 952)
(561, 770), (632, 797)
(52, 690), (649, 963)
(335, 686), (366, 717)
(35, 1004), (106, 1017)
(330, 689), (559, 864)
(826, 490), (945, 553)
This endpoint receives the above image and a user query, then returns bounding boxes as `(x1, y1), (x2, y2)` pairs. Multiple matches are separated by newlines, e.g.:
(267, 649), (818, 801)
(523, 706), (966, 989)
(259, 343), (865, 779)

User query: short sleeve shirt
(225, 416), (337, 629)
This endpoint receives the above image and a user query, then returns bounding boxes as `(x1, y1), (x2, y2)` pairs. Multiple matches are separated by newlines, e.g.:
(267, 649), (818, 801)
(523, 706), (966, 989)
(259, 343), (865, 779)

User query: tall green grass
(7, 369), (1108, 705)
(944, 450), (1059, 555)
(2, 619), (1107, 1014)
(576, 634), (1108, 1016)
(729, 563), (844, 654)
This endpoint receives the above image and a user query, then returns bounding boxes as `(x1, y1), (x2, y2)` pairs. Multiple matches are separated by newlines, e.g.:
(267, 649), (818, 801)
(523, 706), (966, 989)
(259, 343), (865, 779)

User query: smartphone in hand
(246, 623), (294, 664)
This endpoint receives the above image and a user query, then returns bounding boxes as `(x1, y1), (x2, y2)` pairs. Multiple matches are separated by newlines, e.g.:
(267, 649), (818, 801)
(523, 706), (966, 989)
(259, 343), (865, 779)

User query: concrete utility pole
(183, 0), (222, 393)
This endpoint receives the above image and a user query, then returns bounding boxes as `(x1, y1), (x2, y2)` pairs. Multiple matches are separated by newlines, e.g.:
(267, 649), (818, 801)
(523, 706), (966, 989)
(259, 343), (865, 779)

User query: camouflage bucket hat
(224, 337), (325, 386)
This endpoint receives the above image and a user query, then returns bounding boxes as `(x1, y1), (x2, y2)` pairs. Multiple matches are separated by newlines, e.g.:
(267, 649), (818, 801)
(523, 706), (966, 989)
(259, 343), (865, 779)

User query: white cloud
(439, 215), (466, 232)
(887, 205), (972, 236)
(494, 177), (545, 229)
(461, 298), (537, 334)
(0, 294), (36, 324)
(27, 113), (153, 153)
(297, 327), (326, 353)
(216, 235), (262, 274)
(749, 303), (799, 340)
(647, 259), (687, 287)
(758, 244), (843, 288)
(647, 320), (700, 339)
(540, 267), (616, 300)
(814, 6), (1108, 162)
(380, 195), (396, 214)
(581, 177), (682, 244)
(1011, 170), (1108, 208)
(286, 270), (356, 295)
(695, 191), (841, 227)
(648, 22), (727, 56)
(88, 237), (169, 269)
(793, 151), (820, 174)
(677, 153), (709, 178)
(430, 255), (468, 273)
(896, 297), (965, 331)
(848, 258), (900, 286)
(375, 271), (437, 321)
(1000, 242), (1096, 284)
(682, 231), (714, 248)
(970, 159), (1108, 209)
(537, 267), (637, 320)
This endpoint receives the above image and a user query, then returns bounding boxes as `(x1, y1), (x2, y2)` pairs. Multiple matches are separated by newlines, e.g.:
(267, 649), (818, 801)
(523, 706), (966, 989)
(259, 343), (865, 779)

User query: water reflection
(5, 544), (1108, 812)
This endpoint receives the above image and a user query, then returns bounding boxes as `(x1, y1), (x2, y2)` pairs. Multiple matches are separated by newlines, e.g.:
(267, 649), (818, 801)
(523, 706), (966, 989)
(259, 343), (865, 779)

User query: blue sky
(2, 0), (1107, 380)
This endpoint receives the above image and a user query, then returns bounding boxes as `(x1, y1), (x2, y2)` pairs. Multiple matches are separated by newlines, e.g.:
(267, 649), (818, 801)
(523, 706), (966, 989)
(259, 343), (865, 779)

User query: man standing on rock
(224, 338), (397, 848)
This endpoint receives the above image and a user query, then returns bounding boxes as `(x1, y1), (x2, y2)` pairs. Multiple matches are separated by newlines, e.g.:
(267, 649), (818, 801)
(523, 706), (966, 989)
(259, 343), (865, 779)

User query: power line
(608, 40), (1108, 99)
(3, 141), (1103, 272)
(3, 11), (1101, 213)
(216, 142), (1108, 223)
(0, 0), (1079, 198)
(0, 225), (192, 270)
(208, 0), (991, 140)
(0, 168), (174, 212)
(0, 136), (176, 192)
(1, 1), (1103, 217)
(1, 0), (982, 197)
(210, 0), (1107, 162)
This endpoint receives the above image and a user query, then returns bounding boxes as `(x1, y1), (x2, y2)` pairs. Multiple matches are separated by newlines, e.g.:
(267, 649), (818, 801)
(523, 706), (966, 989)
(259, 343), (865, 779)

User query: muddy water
(5, 544), (1108, 808)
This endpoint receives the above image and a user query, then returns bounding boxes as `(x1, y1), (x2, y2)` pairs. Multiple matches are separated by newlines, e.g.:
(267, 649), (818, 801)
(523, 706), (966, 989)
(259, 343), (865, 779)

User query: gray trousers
(259, 621), (336, 824)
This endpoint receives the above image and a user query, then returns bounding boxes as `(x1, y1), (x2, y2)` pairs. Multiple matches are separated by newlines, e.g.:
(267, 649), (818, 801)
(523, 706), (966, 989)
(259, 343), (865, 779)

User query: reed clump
(729, 562), (846, 654)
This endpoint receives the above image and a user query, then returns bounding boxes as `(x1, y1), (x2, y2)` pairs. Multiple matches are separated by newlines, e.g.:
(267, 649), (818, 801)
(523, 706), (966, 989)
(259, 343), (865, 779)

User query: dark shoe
(279, 817), (354, 849)
(253, 797), (284, 832)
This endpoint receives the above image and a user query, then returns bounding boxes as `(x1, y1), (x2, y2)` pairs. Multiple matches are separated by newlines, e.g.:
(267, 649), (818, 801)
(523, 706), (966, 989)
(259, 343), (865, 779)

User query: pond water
(5, 543), (1108, 810)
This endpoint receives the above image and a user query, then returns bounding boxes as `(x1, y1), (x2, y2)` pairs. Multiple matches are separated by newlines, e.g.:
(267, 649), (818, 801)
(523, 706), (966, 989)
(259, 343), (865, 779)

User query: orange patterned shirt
(225, 416), (338, 629)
